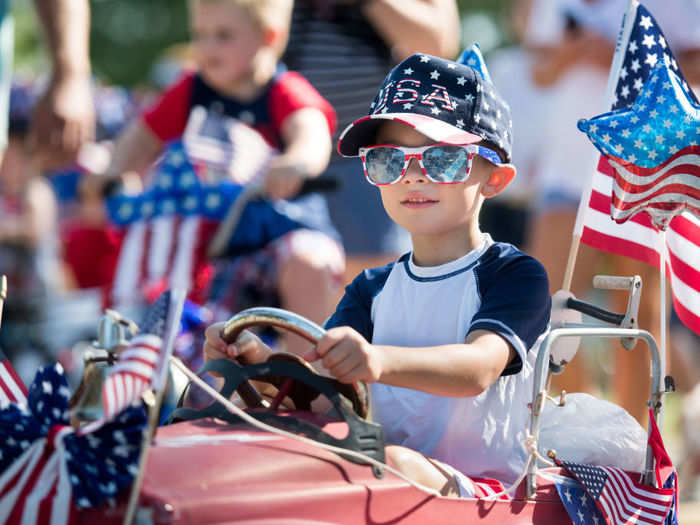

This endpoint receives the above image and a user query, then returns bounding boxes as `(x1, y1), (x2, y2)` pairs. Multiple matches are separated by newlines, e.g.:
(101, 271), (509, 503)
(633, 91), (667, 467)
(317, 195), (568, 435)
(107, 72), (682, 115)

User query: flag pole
(123, 288), (187, 525)
(562, 0), (638, 291)
(0, 275), (7, 331)
(658, 231), (668, 428)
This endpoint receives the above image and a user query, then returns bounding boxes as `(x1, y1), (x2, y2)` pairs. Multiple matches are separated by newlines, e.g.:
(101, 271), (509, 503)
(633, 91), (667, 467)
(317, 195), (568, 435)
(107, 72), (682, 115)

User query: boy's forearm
(376, 335), (515, 397)
(362, 0), (460, 60)
(107, 120), (164, 178)
(278, 108), (332, 178)
(33, 0), (91, 77)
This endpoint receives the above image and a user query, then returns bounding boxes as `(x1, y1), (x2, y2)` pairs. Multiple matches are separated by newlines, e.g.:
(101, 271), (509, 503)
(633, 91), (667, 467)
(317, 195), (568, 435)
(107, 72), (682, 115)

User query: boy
(98, 0), (344, 356)
(204, 47), (551, 497)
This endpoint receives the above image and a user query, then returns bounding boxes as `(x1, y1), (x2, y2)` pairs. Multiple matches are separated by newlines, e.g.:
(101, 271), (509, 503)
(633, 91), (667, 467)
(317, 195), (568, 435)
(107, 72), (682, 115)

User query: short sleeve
(268, 71), (337, 136)
(142, 73), (195, 142)
(324, 263), (393, 341)
(470, 248), (551, 375)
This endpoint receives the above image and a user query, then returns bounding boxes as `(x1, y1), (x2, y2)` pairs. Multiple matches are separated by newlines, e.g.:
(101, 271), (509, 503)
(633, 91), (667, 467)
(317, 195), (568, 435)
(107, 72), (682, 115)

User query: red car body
(80, 414), (573, 525)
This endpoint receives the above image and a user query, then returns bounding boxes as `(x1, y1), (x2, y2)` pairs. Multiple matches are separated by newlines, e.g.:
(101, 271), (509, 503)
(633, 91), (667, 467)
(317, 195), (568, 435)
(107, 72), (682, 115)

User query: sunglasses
(358, 143), (502, 186)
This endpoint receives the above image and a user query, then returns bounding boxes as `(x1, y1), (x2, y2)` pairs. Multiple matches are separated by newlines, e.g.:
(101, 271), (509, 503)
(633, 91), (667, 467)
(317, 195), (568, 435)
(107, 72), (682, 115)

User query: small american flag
(573, 1), (700, 335)
(101, 291), (170, 420)
(554, 410), (676, 525)
(556, 461), (673, 525)
(0, 349), (27, 407)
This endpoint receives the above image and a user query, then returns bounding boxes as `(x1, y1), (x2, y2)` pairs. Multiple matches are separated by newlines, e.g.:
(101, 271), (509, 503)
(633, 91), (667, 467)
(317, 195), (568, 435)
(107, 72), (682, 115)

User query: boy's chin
(200, 70), (246, 92)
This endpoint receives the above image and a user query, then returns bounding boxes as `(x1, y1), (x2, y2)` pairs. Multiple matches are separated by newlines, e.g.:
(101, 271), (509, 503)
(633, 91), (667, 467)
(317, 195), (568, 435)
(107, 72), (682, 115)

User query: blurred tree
(12, 0), (43, 76)
(13, 0), (510, 88)
(90, 0), (189, 86)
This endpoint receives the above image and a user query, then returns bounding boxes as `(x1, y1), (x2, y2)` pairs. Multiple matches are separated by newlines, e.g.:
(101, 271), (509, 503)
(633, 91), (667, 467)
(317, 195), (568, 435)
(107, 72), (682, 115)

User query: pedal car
(74, 273), (672, 525)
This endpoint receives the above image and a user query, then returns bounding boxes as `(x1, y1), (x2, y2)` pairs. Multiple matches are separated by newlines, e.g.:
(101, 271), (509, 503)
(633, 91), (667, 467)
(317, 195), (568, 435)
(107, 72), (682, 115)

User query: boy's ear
(263, 27), (285, 48)
(481, 164), (516, 198)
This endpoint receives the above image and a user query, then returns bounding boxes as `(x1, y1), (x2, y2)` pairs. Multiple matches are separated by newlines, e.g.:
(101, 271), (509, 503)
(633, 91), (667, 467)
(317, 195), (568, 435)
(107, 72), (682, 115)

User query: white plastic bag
(537, 393), (647, 472)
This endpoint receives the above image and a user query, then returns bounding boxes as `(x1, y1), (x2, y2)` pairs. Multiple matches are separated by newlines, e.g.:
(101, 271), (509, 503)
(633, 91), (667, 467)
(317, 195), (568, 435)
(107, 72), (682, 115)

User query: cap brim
(337, 113), (483, 157)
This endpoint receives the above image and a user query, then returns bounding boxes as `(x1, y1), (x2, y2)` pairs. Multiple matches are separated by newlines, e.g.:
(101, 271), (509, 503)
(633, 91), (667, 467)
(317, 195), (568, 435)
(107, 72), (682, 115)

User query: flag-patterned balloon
(577, 3), (700, 230)
(0, 364), (146, 524)
(101, 290), (171, 420)
(573, 1), (700, 337)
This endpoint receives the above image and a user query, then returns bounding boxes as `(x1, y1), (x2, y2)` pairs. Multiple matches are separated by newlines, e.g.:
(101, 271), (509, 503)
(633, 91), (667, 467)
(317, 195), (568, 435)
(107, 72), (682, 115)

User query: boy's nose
(402, 157), (426, 183)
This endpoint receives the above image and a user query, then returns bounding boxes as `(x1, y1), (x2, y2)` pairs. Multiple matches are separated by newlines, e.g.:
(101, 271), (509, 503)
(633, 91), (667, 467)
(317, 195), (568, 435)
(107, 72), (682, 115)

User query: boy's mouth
(400, 195), (439, 208)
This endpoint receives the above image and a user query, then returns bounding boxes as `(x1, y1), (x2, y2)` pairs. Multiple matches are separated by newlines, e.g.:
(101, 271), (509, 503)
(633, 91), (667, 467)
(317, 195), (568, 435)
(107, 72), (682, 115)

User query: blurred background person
(283, 0), (460, 287)
(28, 0), (94, 173)
(97, 0), (343, 360)
(0, 80), (63, 382)
(480, 0), (547, 249)
(522, 0), (616, 400)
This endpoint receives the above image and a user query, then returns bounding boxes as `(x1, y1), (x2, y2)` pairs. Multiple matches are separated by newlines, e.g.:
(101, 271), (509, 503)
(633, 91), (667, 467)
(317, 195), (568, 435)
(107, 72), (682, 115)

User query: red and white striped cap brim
(337, 113), (482, 157)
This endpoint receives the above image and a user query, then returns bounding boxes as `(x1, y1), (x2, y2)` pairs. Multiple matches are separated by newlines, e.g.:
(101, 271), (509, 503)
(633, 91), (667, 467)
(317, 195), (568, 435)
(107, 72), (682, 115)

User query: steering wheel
(221, 307), (323, 409)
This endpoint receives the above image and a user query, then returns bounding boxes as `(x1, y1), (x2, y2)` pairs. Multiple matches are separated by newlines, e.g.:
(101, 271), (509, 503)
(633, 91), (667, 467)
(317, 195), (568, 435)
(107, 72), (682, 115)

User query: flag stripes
(598, 466), (673, 525)
(101, 334), (162, 419)
(609, 147), (700, 222)
(0, 350), (27, 407)
(558, 460), (674, 525)
(473, 478), (510, 500)
(581, 161), (700, 335)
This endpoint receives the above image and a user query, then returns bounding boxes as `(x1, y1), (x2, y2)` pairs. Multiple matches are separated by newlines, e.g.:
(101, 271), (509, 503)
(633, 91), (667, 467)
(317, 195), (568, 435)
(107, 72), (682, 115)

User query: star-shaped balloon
(456, 42), (492, 82)
(577, 60), (700, 230)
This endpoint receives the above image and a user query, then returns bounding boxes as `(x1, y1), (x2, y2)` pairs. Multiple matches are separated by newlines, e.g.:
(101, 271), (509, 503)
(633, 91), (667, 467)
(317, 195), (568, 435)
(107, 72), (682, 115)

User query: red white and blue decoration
(552, 410), (677, 525)
(0, 363), (146, 524)
(0, 348), (27, 407)
(101, 290), (171, 420)
(107, 141), (304, 307)
(577, 3), (699, 230)
(337, 44), (513, 163)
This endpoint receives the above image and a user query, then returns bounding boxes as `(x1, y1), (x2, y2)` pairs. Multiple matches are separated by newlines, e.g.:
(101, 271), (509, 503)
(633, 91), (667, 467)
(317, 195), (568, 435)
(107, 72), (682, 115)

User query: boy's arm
(81, 120), (162, 198)
(314, 250), (550, 396)
(107, 120), (164, 178)
(309, 326), (515, 398)
(263, 107), (332, 200)
(97, 73), (193, 188)
(0, 177), (57, 246)
(362, 0), (460, 60)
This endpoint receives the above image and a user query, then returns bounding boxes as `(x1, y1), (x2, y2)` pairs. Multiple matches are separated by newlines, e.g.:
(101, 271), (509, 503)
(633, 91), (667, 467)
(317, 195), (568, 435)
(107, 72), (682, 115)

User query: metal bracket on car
(593, 275), (642, 349)
(93, 308), (139, 353)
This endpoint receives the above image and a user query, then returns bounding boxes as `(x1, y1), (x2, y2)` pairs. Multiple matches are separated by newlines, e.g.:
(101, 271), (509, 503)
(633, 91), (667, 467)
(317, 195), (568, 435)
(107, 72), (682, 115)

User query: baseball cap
(337, 44), (513, 163)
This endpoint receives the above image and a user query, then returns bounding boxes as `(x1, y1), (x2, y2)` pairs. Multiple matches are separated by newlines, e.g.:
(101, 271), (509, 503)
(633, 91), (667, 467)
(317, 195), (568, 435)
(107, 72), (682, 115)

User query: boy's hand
(203, 324), (271, 364)
(304, 326), (383, 384)
(262, 163), (306, 200)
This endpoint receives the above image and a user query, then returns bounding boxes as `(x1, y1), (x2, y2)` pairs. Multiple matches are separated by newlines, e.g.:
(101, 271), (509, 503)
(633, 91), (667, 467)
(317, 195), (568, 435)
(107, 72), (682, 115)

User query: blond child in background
(96, 0), (345, 357)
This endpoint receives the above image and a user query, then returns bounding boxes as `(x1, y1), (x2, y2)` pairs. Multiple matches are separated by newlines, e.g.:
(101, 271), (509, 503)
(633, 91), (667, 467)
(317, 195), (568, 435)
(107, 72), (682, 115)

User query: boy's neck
(215, 61), (277, 101)
(410, 226), (486, 267)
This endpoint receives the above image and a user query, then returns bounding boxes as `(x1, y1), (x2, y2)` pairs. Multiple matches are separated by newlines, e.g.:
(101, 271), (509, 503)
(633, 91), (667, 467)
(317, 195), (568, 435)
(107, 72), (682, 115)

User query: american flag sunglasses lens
(363, 145), (472, 185)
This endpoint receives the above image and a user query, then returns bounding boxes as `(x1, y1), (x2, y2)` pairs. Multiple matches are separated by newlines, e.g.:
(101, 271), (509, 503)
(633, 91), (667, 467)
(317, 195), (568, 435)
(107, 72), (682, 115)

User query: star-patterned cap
(337, 44), (513, 162)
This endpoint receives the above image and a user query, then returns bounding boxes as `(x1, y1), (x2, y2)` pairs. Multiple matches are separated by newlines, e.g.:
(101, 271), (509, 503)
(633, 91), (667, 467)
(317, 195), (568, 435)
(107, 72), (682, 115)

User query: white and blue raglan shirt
(324, 234), (551, 483)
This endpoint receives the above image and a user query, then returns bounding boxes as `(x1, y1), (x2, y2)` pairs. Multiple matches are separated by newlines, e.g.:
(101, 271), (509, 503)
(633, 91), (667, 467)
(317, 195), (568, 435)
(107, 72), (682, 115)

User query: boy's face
(373, 121), (494, 238)
(190, 1), (266, 91)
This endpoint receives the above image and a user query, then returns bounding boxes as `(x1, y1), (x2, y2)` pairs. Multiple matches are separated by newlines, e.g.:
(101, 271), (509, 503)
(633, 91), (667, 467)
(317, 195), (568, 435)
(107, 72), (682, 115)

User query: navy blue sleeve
(470, 244), (551, 375)
(323, 263), (394, 342)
